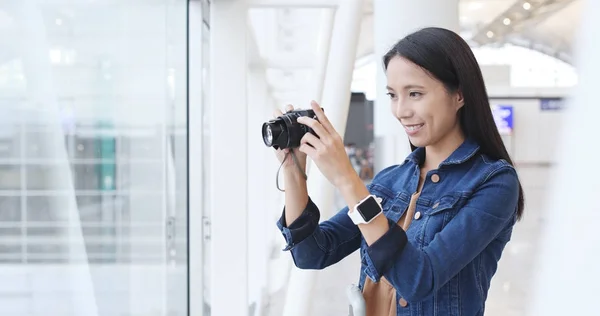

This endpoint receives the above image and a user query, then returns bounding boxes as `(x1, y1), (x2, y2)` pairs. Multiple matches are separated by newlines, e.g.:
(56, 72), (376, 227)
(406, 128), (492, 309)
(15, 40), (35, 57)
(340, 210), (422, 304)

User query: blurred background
(0, 0), (588, 315)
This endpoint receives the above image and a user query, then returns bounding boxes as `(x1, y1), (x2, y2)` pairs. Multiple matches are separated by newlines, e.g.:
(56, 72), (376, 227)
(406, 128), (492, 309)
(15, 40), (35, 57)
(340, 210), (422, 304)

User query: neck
(423, 127), (465, 170)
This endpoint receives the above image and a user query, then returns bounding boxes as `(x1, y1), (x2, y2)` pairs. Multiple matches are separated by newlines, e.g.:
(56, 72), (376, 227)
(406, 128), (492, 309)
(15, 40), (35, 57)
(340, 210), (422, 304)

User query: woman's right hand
(273, 104), (308, 173)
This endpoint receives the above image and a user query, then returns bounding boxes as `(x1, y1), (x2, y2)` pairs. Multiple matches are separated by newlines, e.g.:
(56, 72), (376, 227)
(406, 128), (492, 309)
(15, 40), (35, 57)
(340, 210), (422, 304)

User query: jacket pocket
(426, 193), (462, 216)
(367, 183), (396, 210)
(367, 183), (407, 223)
(419, 193), (464, 246)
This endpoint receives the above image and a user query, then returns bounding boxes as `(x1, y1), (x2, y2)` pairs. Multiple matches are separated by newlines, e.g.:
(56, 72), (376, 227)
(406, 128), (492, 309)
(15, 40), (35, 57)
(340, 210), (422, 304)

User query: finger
(285, 104), (294, 113)
(298, 143), (317, 158)
(310, 100), (334, 133)
(273, 109), (283, 118)
(301, 133), (325, 151)
(297, 116), (328, 138)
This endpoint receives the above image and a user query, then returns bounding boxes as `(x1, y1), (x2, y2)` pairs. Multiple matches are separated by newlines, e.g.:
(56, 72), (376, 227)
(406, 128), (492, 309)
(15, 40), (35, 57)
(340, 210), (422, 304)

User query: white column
(304, 7), (335, 179)
(311, 8), (336, 104)
(246, 68), (271, 315)
(281, 1), (364, 315)
(529, 0), (599, 315)
(188, 1), (205, 315)
(373, 0), (459, 172)
(209, 1), (249, 315)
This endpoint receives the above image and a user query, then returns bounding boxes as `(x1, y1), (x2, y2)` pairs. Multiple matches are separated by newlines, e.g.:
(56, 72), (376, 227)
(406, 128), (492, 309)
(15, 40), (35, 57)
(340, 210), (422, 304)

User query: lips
(403, 123), (424, 135)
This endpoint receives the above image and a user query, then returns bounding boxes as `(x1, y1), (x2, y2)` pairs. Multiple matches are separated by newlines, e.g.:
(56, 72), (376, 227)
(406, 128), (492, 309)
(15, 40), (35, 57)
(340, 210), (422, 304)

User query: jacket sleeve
(360, 165), (519, 302)
(276, 197), (362, 270)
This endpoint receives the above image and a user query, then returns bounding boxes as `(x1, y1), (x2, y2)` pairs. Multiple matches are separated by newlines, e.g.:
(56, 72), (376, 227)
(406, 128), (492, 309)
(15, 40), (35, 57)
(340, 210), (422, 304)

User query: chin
(408, 137), (428, 148)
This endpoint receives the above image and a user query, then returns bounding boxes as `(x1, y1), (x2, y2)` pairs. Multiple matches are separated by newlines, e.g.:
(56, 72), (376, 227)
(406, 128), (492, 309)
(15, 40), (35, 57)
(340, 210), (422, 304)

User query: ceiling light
(523, 2), (531, 10)
(503, 18), (511, 25)
(486, 31), (494, 38)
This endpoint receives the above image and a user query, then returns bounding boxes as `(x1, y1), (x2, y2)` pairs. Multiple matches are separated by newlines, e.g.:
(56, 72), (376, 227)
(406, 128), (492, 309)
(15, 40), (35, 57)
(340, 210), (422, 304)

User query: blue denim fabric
(276, 138), (520, 315)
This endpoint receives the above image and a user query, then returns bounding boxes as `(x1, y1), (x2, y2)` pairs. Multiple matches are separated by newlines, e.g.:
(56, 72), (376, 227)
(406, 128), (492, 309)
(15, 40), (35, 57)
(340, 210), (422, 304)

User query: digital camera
(261, 109), (321, 150)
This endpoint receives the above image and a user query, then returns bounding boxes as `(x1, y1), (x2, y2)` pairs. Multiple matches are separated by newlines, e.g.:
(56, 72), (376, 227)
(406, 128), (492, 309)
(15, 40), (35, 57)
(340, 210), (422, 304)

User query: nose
(393, 98), (413, 120)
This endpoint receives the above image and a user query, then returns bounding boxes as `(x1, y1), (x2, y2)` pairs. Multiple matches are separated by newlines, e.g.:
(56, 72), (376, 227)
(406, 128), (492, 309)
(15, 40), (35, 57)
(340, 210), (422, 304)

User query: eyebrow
(386, 85), (425, 91)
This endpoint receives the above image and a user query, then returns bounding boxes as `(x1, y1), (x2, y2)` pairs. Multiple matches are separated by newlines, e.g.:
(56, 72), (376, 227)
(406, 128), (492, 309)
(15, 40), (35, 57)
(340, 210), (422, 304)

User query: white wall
(481, 65), (511, 87)
(489, 98), (564, 165)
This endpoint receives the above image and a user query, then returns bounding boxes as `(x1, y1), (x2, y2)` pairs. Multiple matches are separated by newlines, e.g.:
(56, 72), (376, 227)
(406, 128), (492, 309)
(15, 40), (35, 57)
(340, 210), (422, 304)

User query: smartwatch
(347, 195), (383, 225)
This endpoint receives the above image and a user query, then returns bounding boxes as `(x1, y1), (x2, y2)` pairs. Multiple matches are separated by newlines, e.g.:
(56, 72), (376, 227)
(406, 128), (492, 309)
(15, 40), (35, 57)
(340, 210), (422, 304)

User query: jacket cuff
(362, 218), (408, 282)
(276, 197), (320, 251)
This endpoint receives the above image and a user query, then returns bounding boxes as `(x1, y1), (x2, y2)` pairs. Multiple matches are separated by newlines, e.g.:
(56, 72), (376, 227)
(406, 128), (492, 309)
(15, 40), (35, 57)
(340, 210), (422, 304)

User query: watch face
(357, 196), (382, 222)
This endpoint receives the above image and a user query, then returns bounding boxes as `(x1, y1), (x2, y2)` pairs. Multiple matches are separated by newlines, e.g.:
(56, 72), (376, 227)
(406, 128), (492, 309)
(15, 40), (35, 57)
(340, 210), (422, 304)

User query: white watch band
(347, 195), (383, 225)
(347, 205), (367, 224)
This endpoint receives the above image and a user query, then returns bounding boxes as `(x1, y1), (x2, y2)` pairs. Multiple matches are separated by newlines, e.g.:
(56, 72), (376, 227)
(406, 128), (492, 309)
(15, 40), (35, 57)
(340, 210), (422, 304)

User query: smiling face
(385, 56), (465, 148)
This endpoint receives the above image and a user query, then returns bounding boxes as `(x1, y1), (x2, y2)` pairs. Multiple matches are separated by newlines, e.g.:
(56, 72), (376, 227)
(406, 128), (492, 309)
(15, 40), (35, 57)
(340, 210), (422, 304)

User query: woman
(274, 27), (524, 316)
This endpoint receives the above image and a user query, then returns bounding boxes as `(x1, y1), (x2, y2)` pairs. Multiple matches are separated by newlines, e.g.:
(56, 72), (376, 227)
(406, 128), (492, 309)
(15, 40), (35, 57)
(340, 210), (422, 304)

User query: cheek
(424, 102), (457, 132)
(433, 108), (458, 133)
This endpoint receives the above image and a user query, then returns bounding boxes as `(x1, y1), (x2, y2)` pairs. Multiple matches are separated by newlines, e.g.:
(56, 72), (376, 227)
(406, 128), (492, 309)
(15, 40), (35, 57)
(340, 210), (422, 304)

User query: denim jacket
(276, 139), (520, 316)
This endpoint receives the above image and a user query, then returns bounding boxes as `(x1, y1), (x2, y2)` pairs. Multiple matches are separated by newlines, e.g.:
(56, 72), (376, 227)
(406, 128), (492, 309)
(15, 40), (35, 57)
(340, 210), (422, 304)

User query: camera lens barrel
(261, 109), (318, 150)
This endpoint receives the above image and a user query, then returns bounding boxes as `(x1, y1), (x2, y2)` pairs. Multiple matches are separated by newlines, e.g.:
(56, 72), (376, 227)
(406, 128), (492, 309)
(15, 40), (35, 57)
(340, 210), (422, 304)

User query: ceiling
(248, 0), (582, 107)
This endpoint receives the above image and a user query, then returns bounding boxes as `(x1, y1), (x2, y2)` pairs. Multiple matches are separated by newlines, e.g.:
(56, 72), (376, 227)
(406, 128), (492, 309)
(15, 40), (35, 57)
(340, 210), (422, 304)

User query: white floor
(265, 165), (551, 316)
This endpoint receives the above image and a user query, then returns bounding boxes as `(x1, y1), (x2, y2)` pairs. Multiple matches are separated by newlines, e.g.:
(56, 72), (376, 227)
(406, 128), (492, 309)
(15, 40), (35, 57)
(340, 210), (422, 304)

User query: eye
(409, 91), (423, 98)
(386, 92), (396, 99)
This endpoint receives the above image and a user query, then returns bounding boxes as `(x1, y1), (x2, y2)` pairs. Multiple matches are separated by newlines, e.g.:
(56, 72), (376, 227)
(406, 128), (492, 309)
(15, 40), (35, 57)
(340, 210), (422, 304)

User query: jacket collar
(405, 138), (480, 167)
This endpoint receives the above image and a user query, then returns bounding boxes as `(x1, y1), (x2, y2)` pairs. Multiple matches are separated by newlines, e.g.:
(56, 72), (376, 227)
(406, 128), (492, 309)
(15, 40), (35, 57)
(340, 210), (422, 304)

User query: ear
(454, 90), (465, 111)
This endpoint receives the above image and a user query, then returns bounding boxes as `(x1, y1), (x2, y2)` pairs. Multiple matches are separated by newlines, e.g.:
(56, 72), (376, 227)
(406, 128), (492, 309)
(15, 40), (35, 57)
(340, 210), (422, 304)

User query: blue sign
(540, 98), (564, 111)
(491, 104), (513, 135)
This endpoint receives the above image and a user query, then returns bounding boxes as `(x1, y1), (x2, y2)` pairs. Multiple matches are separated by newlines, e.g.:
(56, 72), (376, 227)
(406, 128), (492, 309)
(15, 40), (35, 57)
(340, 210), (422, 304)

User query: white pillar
(311, 8), (336, 104)
(529, 0), (599, 315)
(305, 8), (335, 177)
(373, 0), (459, 172)
(209, 1), (249, 315)
(281, 1), (364, 315)
(247, 68), (271, 315)
(188, 1), (205, 315)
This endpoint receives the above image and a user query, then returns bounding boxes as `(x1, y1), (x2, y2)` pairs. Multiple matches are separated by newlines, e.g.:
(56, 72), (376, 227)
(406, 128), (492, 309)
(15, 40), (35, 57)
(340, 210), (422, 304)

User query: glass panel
(0, 164), (22, 190)
(0, 196), (23, 263)
(0, 1), (190, 315)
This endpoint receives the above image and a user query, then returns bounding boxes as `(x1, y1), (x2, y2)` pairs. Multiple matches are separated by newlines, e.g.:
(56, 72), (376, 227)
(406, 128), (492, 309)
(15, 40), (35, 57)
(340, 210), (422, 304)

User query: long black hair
(383, 27), (525, 220)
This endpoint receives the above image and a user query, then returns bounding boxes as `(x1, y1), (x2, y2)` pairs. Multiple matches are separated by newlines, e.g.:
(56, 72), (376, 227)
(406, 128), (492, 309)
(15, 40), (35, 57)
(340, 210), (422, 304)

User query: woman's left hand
(297, 100), (358, 188)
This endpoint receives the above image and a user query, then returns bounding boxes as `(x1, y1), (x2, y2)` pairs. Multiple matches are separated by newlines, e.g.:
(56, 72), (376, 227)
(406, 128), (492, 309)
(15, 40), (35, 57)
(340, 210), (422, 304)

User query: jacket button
(414, 211), (421, 220)
(431, 174), (440, 183)
(399, 297), (408, 307)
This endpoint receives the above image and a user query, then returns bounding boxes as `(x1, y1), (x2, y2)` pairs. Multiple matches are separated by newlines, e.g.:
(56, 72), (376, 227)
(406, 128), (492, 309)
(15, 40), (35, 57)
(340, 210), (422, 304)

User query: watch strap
(347, 205), (367, 224)
(347, 194), (383, 225)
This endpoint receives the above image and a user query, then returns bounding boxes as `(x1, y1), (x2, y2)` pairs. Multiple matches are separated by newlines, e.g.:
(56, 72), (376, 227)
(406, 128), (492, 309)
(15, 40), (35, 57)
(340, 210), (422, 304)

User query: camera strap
(276, 150), (308, 192)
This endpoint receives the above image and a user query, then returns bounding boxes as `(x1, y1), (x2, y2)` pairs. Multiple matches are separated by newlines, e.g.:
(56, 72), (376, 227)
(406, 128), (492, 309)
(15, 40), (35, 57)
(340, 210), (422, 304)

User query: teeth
(406, 124), (423, 131)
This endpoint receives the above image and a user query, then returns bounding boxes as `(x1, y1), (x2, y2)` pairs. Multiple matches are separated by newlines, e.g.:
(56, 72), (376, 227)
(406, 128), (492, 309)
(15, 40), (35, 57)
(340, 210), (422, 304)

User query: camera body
(262, 109), (321, 150)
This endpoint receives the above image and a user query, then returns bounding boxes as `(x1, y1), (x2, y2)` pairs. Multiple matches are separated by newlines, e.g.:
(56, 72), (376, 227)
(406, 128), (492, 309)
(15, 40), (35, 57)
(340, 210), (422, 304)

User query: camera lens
(265, 126), (273, 145)
(262, 122), (283, 147)
(262, 108), (321, 149)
